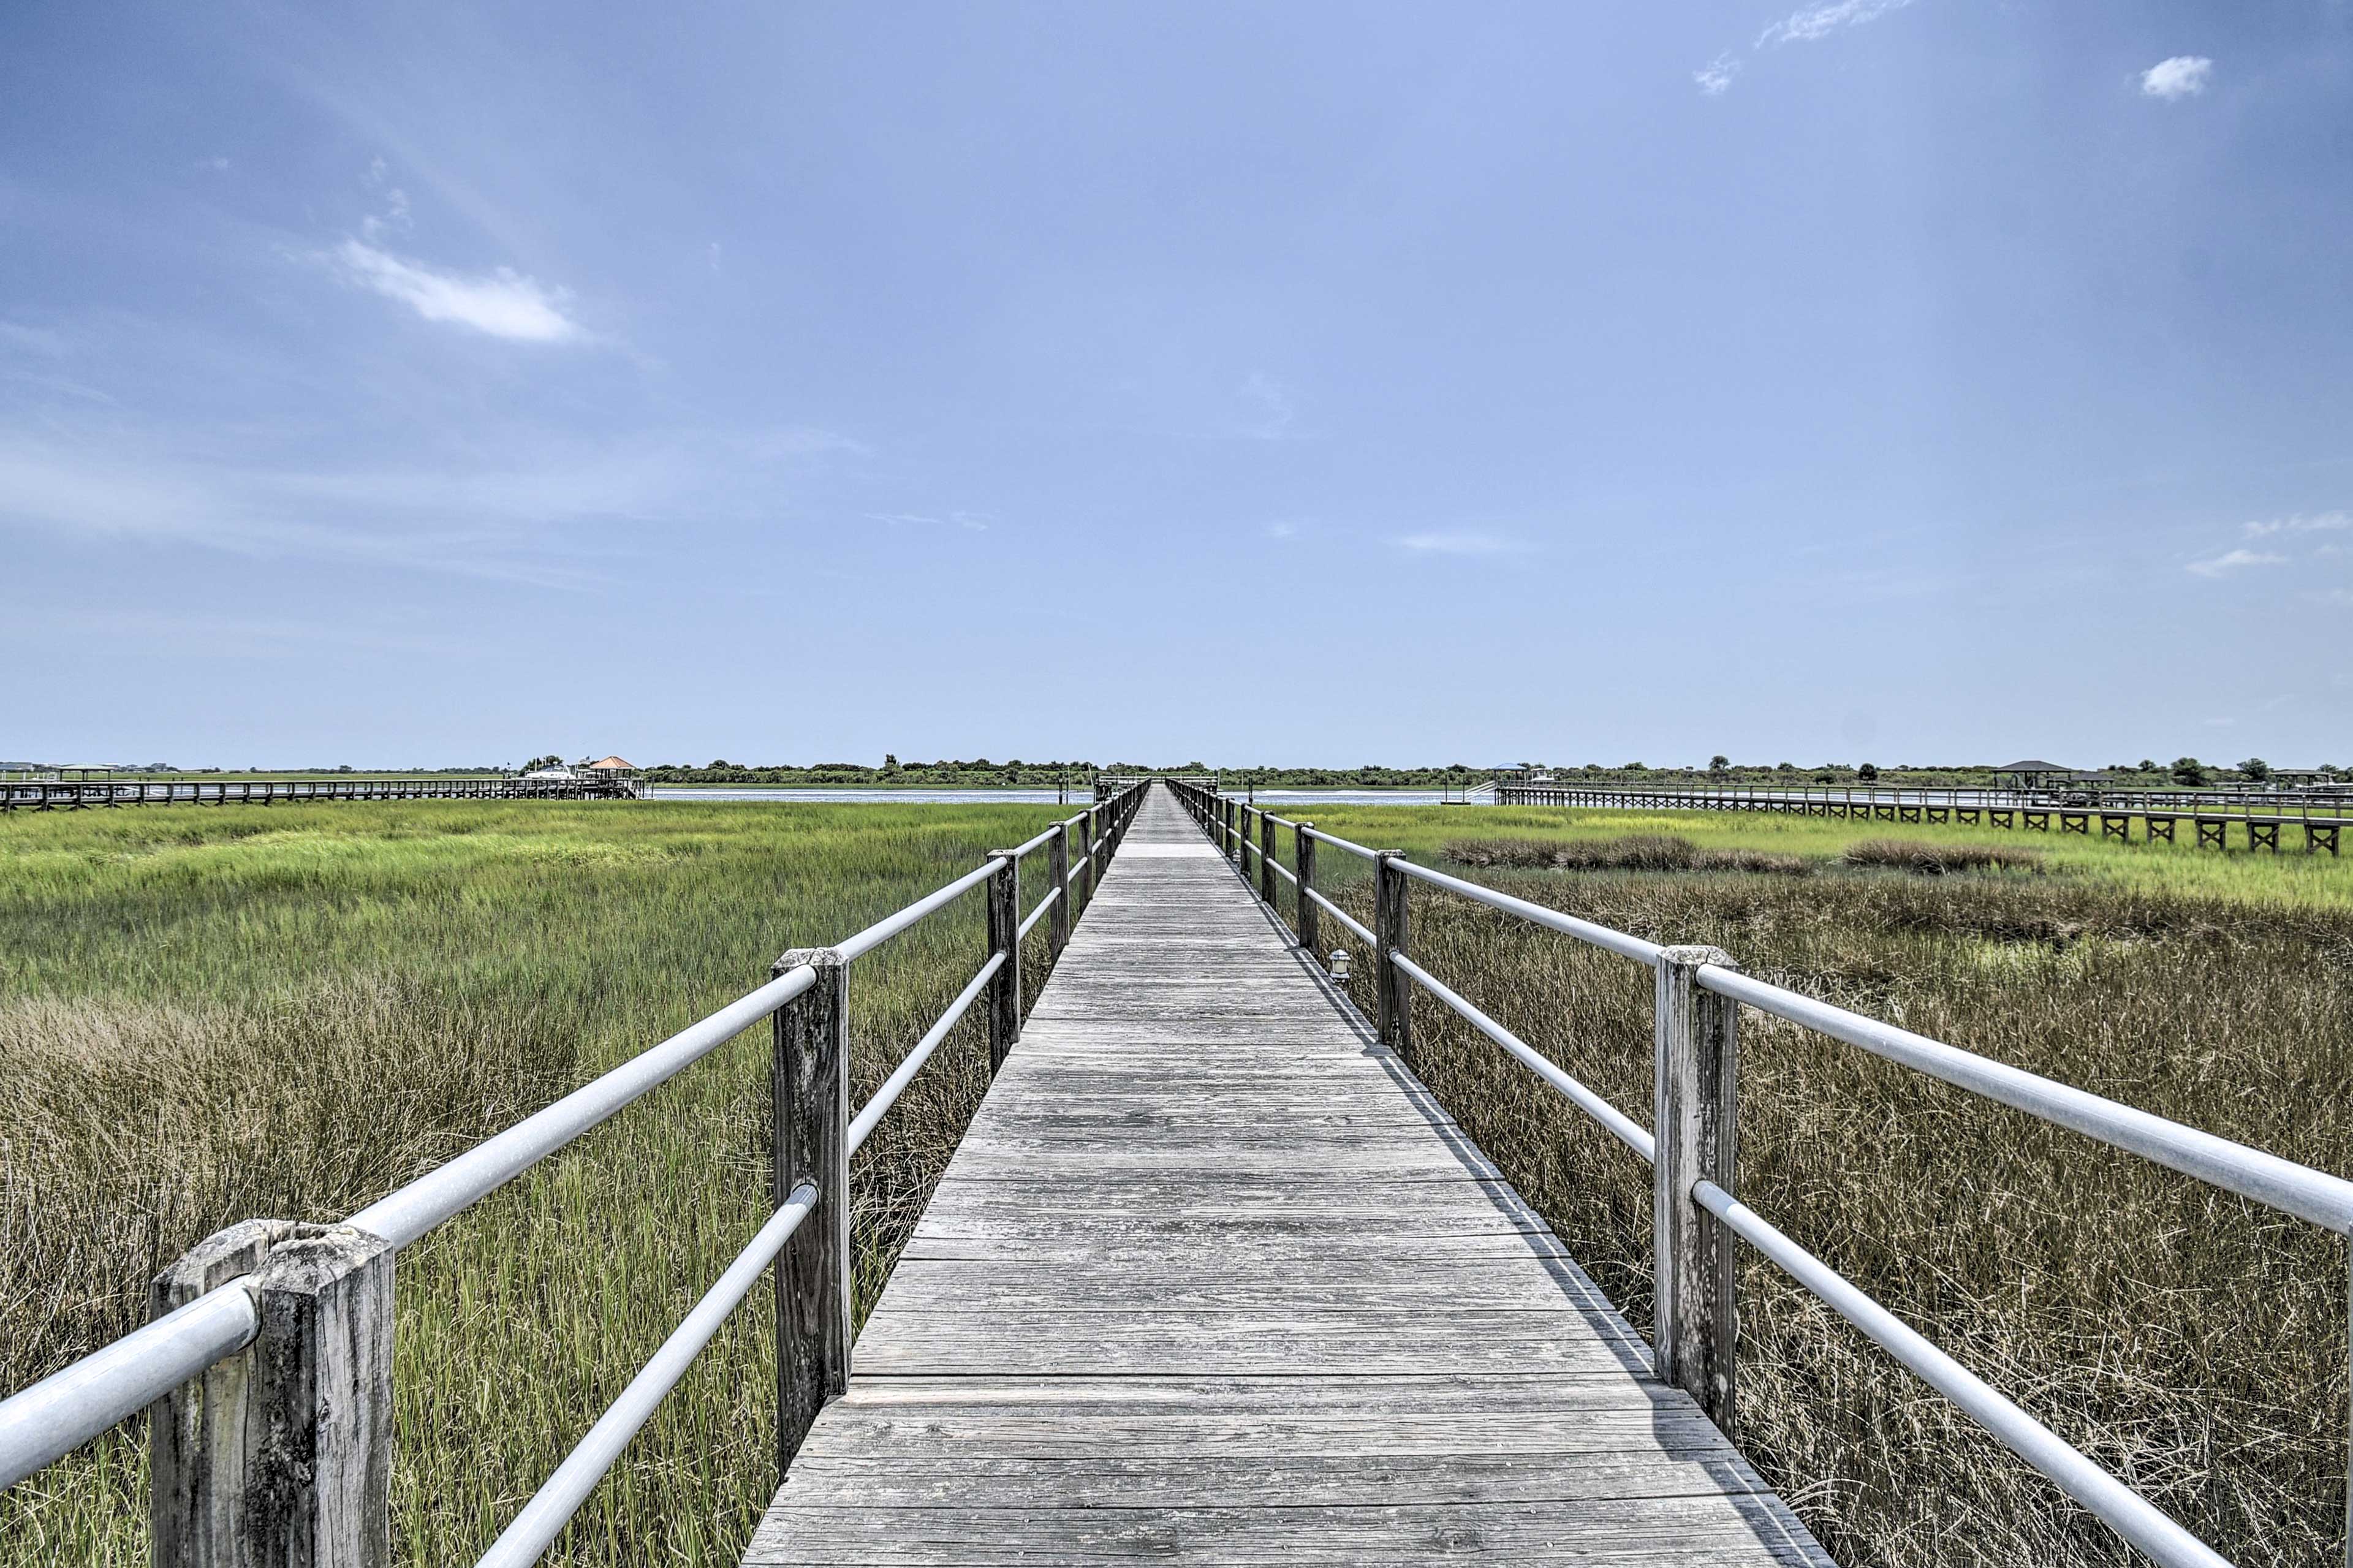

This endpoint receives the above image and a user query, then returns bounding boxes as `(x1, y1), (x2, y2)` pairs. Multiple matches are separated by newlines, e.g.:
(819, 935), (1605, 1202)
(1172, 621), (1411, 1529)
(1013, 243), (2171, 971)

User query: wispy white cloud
(1757, 0), (1915, 50)
(1699, 0), (1911, 95)
(0, 417), (863, 588)
(0, 321), (68, 357)
(2242, 510), (2348, 539)
(2142, 56), (2213, 100)
(2187, 547), (2286, 578)
(742, 426), (870, 460)
(1235, 372), (1297, 441)
(360, 190), (411, 243)
(1694, 54), (1742, 96)
(1267, 521), (1300, 540)
(868, 510), (988, 532)
(1398, 531), (1520, 556)
(331, 240), (582, 343)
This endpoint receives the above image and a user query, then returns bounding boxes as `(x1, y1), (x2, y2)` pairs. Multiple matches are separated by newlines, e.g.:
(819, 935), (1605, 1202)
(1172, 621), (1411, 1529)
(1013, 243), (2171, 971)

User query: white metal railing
(1491, 778), (2350, 855)
(0, 782), (1149, 1564)
(1169, 779), (2351, 1568)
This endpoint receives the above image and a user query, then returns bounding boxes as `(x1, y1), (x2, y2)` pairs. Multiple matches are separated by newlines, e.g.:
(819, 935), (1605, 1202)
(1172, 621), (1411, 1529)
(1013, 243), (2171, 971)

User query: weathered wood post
(1653, 944), (1740, 1436)
(151, 1222), (395, 1568)
(1374, 851), (1410, 1052)
(1069, 817), (1092, 915)
(1047, 822), (1072, 958)
(771, 947), (851, 1471)
(1259, 811), (1277, 905)
(985, 852), (1020, 1072)
(1295, 822), (1319, 956)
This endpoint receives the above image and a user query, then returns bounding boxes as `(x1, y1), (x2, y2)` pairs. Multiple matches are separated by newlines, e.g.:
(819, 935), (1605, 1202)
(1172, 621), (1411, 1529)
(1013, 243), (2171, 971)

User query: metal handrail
(474, 1183), (820, 1568)
(1695, 965), (2353, 1235)
(1303, 886), (1374, 948)
(1167, 776), (2350, 1568)
(1689, 1177), (2231, 1568)
(1301, 824), (1378, 860)
(0, 785), (1146, 1506)
(1387, 952), (1651, 1160)
(1016, 884), (1060, 940)
(0, 1286), (262, 1491)
(848, 952), (1006, 1156)
(1388, 857), (1665, 968)
(350, 966), (824, 1249)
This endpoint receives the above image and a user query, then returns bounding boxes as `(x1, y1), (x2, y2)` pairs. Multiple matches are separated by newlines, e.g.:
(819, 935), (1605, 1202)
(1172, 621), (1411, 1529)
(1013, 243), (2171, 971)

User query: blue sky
(5, 2), (2351, 769)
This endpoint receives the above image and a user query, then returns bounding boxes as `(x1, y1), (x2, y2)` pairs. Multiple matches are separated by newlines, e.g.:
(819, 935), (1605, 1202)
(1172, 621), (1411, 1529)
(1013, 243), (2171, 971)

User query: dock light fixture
(1327, 949), (1351, 980)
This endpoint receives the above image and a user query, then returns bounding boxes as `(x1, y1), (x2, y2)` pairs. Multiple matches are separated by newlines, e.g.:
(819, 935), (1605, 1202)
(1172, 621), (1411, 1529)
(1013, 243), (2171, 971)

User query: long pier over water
(748, 787), (1827, 1564)
(0, 773), (642, 811)
(7, 781), (2350, 1567)
(1498, 779), (2349, 855)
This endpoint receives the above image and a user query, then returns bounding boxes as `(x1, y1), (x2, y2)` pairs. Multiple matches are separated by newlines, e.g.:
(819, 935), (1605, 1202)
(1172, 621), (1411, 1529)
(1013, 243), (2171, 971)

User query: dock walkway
(746, 786), (1830, 1564)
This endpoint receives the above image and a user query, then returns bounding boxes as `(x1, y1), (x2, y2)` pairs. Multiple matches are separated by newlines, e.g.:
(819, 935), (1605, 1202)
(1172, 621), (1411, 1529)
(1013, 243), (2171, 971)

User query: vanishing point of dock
(13, 779), (2334, 1567)
(746, 787), (1827, 1564)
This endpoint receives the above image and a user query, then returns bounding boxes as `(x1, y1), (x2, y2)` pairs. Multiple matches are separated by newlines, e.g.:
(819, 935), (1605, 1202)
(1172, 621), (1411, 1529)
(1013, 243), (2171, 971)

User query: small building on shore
(1993, 759), (2069, 789)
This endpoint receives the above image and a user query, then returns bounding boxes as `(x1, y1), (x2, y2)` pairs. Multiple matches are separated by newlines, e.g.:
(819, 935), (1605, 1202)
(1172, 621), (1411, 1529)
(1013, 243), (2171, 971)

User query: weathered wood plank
(746, 785), (1829, 1567)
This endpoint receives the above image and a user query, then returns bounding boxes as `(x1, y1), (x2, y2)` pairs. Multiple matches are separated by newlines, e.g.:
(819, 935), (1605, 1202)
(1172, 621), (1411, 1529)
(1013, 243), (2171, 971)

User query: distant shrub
(1842, 838), (2044, 875)
(1446, 836), (1811, 875)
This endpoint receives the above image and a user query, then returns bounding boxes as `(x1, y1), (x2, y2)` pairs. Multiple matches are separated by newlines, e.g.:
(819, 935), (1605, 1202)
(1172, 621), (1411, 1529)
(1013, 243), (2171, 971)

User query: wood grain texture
(1654, 947), (1741, 1438)
(150, 1221), (393, 1568)
(772, 949), (851, 1471)
(745, 786), (1830, 1566)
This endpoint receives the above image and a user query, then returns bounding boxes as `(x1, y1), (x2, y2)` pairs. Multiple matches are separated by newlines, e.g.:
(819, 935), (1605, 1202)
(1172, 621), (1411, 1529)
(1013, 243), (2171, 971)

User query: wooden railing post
(1295, 822), (1319, 955)
(1259, 811), (1277, 905)
(1653, 944), (1740, 1436)
(151, 1221), (394, 1568)
(1374, 851), (1409, 1052)
(1047, 824), (1072, 958)
(771, 947), (851, 1471)
(985, 852), (1020, 1072)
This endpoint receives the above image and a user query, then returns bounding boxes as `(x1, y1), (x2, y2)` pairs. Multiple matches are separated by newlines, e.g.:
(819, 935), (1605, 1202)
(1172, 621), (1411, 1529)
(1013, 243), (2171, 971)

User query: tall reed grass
(1289, 805), (2353, 1567)
(0, 800), (1071, 1566)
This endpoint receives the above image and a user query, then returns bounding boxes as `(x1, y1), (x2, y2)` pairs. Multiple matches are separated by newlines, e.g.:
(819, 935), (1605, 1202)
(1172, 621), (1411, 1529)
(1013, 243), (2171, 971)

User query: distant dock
(0, 774), (643, 812)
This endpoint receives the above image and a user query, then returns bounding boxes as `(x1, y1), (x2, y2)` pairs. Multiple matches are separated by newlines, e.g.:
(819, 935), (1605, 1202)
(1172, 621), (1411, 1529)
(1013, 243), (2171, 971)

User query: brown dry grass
(1448, 834), (1813, 876)
(1305, 844), (2353, 1567)
(1843, 837), (2048, 875)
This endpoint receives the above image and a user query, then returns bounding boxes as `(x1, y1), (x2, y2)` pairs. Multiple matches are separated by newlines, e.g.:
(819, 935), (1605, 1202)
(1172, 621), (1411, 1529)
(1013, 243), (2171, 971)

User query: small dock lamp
(1327, 949), (1351, 980)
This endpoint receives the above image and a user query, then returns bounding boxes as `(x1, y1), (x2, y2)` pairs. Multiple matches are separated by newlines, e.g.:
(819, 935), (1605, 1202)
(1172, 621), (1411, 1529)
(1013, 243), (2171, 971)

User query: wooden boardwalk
(746, 786), (1832, 1565)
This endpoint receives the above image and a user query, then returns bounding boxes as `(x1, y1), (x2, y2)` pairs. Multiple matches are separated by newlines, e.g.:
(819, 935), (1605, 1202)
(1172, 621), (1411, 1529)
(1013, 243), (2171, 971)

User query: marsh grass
(1842, 836), (2047, 875)
(1449, 834), (1813, 876)
(1287, 806), (2353, 1567)
(0, 800), (1073, 1566)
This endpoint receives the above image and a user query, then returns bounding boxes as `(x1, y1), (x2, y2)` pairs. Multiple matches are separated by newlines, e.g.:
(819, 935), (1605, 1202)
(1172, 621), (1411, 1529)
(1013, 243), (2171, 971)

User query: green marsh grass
(1281, 803), (2353, 1567)
(0, 800), (1074, 1566)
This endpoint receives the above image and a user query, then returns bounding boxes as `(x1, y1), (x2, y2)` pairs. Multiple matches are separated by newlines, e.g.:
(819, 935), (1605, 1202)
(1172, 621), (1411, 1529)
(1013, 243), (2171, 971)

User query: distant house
(1993, 759), (2069, 789)
(577, 756), (645, 798)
